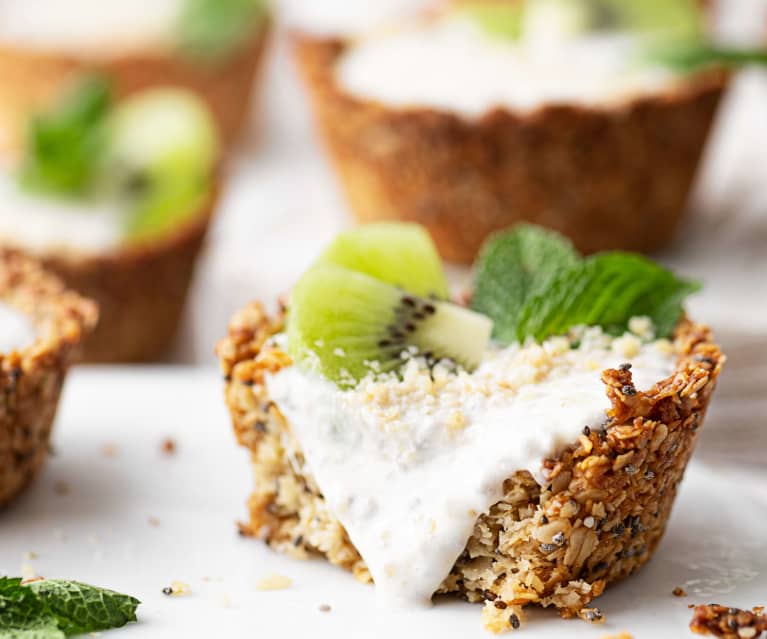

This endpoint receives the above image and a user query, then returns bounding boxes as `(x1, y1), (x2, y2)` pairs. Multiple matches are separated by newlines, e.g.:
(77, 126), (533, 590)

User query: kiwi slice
(104, 88), (219, 241)
(318, 223), (449, 299)
(287, 264), (492, 387)
(458, 1), (526, 41)
(587, 0), (703, 39)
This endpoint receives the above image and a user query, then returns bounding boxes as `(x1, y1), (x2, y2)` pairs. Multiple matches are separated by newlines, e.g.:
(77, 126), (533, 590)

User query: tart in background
(0, 0), (270, 152)
(293, 0), (728, 263)
(0, 249), (97, 506)
(0, 80), (220, 362)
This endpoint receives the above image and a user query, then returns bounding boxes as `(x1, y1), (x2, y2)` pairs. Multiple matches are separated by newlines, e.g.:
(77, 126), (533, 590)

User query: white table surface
(1, 367), (765, 639)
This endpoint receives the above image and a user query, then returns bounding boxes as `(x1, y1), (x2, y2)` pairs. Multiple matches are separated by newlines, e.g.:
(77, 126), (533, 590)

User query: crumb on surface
(601, 633), (634, 639)
(161, 438), (177, 455)
(578, 607), (606, 624)
(148, 516), (160, 527)
(101, 443), (118, 458)
(22, 551), (38, 561)
(53, 480), (70, 496)
(255, 574), (293, 591)
(319, 604), (332, 612)
(673, 586), (688, 597)
(162, 581), (192, 597)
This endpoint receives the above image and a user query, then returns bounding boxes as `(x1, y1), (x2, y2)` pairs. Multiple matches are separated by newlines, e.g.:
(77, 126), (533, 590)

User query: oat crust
(293, 34), (728, 263)
(218, 303), (723, 631)
(0, 250), (97, 506)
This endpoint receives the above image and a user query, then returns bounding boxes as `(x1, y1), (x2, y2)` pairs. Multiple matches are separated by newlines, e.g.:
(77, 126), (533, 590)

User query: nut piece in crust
(292, 30), (728, 263)
(217, 302), (724, 630)
(0, 249), (97, 506)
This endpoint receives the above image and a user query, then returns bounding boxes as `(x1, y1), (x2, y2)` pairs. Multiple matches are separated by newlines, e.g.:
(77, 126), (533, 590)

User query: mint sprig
(471, 225), (700, 343)
(0, 577), (139, 639)
(472, 225), (580, 344)
(176, 0), (266, 60)
(19, 76), (112, 198)
(646, 42), (767, 73)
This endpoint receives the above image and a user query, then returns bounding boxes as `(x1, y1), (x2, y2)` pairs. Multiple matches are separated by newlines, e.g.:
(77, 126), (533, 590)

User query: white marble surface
(0, 367), (764, 638)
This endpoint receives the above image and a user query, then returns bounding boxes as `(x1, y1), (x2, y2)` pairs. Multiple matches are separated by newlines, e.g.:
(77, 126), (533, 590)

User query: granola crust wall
(0, 249), (97, 506)
(38, 195), (215, 363)
(218, 302), (724, 631)
(0, 20), (271, 152)
(292, 34), (728, 263)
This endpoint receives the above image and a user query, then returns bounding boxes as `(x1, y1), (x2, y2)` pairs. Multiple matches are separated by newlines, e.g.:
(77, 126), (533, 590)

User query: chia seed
(509, 614), (520, 630)
(540, 543), (557, 553)
(494, 601), (507, 610)
(552, 532), (566, 546)
(622, 384), (637, 396)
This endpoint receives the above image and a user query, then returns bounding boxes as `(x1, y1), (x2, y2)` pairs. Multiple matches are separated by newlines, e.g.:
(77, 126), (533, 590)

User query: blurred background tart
(0, 0), (271, 153)
(0, 249), (96, 506)
(292, 0), (730, 263)
(0, 79), (220, 362)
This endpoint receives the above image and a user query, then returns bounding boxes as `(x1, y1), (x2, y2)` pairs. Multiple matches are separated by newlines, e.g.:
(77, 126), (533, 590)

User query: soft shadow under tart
(0, 249), (97, 507)
(292, 33), (728, 263)
(218, 302), (723, 631)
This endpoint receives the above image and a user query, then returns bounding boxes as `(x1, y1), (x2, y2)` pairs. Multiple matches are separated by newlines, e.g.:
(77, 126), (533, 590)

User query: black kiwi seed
(378, 340), (392, 348)
(402, 296), (416, 307)
(423, 304), (436, 315)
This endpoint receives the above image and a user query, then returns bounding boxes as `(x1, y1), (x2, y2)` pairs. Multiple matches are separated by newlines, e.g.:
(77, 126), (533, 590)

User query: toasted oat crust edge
(292, 33), (728, 263)
(217, 303), (724, 631)
(0, 20), (271, 152)
(28, 190), (218, 363)
(0, 250), (97, 506)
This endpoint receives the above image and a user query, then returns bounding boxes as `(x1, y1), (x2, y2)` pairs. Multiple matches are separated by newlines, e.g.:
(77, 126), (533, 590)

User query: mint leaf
(19, 76), (112, 197)
(471, 225), (580, 343)
(176, 0), (266, 59)
(26, 581), (139, 636)
(0, 578), (63, 639)
(515, 252), (700, 341)
(645, 42), (767, 72)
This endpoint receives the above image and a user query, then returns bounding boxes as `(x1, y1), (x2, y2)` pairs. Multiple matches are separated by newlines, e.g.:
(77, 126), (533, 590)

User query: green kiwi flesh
(318, 222), (450, 300)
(287, 264), (492, 387)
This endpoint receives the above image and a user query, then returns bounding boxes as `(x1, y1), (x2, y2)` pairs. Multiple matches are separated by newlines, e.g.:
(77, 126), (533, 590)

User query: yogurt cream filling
(266, 324), (677, 607)
(0, 173), (125, 256)
(0, 300), (37, 353)
(0, 0), (183, 55)
(336, 18), (682, 117)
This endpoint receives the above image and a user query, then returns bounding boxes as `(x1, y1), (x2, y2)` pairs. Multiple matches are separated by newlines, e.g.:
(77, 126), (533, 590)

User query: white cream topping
(266, 325), (676, 607)
(336, 18), (682, 117)
(0, 301), (36, 353)
(0, 173), (126, 256)
(0, 0), (183, 55)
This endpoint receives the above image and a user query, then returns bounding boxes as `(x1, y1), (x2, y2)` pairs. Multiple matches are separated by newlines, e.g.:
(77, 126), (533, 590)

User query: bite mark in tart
(218, 223), (724, 632)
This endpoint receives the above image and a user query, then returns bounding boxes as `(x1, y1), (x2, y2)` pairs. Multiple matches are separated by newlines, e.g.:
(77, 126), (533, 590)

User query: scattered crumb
(148, 516), (160, 527)
(578, 607), (606, 624)
(161, 438), (177, 455)
(673, 586), (688, 597)
(53, 480), (70, 496)
(162, 581), (192, 597)
(22, 551), (38, 561)
(101, 443), (118, 457)
(20, 563), (36, 579)
(255, 574), (292, 591)
(690, 604), (766, 638)
(601, 634), (634, 639)
(318, 604), (332, 613)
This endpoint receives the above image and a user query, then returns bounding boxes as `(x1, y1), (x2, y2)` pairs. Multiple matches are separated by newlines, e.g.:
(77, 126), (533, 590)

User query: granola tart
(219, 304), (722, 630)
(292, 13), (728, 263)
(0, 5), (270, 151)
(38, 197), (215, 363)
(0, 249), (97, 506)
